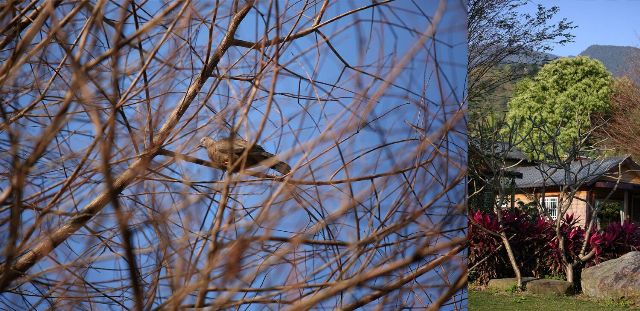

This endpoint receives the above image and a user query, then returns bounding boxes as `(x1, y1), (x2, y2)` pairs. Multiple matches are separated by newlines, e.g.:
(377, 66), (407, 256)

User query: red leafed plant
(547, 213), (586, 274)
(597, 221), (640, 261)
(470, 208), (640, 285)
(468, 208), (553, 284)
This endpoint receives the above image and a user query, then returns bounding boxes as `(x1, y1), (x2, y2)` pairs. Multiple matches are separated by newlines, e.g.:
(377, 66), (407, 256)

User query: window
(540, 196), (558, 220)
(595, 200), (623, 228)
(495, 198), (508, 208)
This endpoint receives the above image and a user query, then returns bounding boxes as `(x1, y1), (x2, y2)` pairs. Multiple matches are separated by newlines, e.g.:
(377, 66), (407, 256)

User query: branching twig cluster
(0, 1), (466, 309)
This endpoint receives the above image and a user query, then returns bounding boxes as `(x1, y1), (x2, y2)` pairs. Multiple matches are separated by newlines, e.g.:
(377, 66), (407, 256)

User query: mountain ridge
(578, 44), (640, 78)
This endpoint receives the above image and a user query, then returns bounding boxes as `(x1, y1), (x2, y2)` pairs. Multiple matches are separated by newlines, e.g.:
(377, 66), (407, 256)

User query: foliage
(596, 77), (640, 158)
(505, 56), (614, 160)
(596, 200), (624, 227)
(547, 214), (588, 274)
(469, 208), (640, 284)
(468, 208), (553, 284)
(467, 0), (575, 118)
(469, 63), (542, 119)
(596, 221), (640, 262)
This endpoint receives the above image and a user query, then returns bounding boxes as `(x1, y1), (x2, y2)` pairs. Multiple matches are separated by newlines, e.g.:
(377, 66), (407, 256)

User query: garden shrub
(469, 208), (640, 285)
(468, 208), (553, 284)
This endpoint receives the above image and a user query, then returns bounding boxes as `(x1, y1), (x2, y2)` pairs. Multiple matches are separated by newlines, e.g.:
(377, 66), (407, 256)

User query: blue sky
(528, 0), (640, 56)
(0, 2), (469, 310)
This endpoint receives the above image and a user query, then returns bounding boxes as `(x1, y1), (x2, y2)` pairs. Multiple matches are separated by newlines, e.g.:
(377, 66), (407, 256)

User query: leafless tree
(596, 54), (640, 159)
(466, 0), (575, 291)
(468, 115), (531, 289)
(519, 117), (621, 286)
(0, 1), (467, 309)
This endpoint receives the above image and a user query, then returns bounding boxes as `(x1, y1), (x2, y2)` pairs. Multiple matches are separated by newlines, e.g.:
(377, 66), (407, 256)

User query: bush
(546, 213), (588, 274)
(468, 208), (553, 284)
(597, 221), (640, 261)
(469, 208), (640, 285)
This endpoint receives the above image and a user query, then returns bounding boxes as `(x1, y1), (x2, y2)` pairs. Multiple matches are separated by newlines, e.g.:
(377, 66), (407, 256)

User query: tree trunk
(565, 263), (574, 284)
(500, 233), (523, 289)
(565, 262), (582, 291)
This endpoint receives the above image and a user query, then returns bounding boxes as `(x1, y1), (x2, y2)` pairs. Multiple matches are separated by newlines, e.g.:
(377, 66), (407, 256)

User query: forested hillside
(579, 45), (640, 77)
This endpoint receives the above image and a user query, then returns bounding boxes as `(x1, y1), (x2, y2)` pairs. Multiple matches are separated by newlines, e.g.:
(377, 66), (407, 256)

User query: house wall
(569, 191), (590, 227)
(513, 191), (590, 227)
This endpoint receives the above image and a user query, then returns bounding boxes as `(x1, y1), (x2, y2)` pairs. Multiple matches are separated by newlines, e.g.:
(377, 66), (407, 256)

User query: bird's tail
(256, 151), (291, 175)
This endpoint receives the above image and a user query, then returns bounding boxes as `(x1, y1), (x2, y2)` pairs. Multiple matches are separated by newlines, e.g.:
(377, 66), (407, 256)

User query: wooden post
(623, 190), (629, 223)
(586, 190), (592, 226)
(510, 177), (516, 209)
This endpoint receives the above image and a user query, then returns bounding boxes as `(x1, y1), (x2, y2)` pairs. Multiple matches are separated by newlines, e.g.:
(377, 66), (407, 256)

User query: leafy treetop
(505, 56), (613, 160)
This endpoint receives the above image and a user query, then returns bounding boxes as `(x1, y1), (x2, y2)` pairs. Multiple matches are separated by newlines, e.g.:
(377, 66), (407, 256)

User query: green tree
(505, 56), (613, 160)
(467, 1), (575, 289)
(468, 0), (575, 120)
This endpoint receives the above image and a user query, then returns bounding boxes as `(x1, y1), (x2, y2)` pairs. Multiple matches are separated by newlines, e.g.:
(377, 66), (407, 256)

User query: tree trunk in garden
(500, 233), (523, 289)
(565, 263), (574, 285)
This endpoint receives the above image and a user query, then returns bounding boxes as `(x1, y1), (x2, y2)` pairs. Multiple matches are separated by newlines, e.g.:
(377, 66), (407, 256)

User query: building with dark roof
(468, 139), (529, 211)
(512, 155), (640, 227)
(469, 138), (532, 168)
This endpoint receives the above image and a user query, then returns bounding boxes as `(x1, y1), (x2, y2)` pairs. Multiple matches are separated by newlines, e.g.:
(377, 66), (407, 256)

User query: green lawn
(469, 289), (639, 310)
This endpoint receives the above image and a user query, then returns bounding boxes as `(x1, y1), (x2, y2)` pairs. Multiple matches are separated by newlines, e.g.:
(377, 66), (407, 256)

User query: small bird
(199, 136), (291, 175)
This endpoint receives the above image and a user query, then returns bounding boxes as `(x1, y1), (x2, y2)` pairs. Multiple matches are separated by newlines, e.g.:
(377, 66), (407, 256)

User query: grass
(469, 289), (639, 310)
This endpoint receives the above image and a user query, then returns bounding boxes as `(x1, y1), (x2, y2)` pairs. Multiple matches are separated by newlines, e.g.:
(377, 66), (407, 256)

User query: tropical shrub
(469, 208), (640, 285)
(468, 208), (553, 284)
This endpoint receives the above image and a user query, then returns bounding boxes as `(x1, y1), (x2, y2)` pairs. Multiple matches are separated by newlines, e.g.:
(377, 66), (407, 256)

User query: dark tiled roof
(469, 139), (529, 162)
(501, 143), (529, 162)
(513, 155), (633, 188)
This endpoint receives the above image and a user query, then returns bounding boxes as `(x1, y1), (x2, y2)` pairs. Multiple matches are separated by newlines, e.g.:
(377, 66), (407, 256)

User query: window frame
(540, 196), (559, 220)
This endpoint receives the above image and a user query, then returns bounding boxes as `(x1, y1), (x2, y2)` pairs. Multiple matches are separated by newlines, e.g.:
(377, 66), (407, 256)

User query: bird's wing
(215, 137), (251, 154)
(249, 144), (268, 154)
(217, 137), (271, 154)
